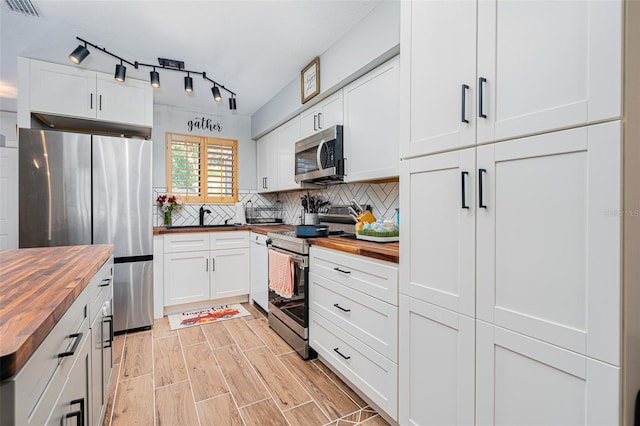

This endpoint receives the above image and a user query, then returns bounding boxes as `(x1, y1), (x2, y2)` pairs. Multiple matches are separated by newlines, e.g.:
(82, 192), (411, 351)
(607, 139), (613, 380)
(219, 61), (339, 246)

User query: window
(166, 132), (238, 203)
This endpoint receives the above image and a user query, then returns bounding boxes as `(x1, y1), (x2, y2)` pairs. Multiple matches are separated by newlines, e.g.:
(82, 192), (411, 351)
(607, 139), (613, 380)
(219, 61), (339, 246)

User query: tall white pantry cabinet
(398, 1), (640, 425)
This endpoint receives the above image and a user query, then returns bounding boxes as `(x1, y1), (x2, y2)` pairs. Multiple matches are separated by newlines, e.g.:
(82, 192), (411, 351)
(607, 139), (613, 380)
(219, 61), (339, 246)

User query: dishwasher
(250, 232), (269, 311)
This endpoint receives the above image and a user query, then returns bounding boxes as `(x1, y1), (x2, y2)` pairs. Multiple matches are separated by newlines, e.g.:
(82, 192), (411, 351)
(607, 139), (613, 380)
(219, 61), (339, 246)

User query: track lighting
(69, 36), (237, 109)
(150, 68), (160, 88)
(69, 43), (90, 64)
(115, 61), (126, 82)
(184, 73), (193, 93)
(212, 85), (222, 102)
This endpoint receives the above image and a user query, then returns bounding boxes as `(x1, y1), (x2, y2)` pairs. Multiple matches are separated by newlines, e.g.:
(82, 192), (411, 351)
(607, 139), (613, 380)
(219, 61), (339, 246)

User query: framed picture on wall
(301, 57), (320, 104)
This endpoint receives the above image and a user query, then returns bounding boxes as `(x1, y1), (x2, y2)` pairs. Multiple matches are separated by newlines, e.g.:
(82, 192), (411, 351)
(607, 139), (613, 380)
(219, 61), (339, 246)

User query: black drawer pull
(69, 398), (85, 426)
(333, 347), (351, 360)
(333, 303), (351, 313)
(478, 77), (487, 119)
(104, 315), (114, 348)
(333, 267), (351, 274)
(461, 84), (469, 123)
(58, 332), (83, 358)
(99, 278), (111, 287)
(478, 168), (487, 209)
(461, 171), (469, 209)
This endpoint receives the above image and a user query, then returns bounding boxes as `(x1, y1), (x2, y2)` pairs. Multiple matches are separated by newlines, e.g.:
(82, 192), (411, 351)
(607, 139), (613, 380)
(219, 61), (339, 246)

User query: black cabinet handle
(333, 347), (351, 360)
(461, 84), (469, 123)
(478, 77), (487, 118)
(313, 114), (318, 131)
(104, 315), (113, 348)
(461, 171), (469, 209)
(99, 94), (102, 111)
(212, 258), (215, 272)
(99, 278), (111, 287)
(90, 93), (93, 110)
(333, 267), (351, 274)
(58, 332), (83, 358)
(478, 168), (487, 208)
(67, 398), (85, 426)
(317, 112), (323, 129)
(333, 303), (351, 312)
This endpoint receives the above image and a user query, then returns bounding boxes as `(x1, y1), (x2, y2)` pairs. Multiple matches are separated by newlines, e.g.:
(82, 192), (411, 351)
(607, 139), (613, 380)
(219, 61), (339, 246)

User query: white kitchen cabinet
(276, 116), (301, 191)
(29, 59), (153, 128)
(400, 0), (622, 158)
(476, 321), (619, 426)
(476, 122), (621, 365)
(343, 56), (400, 182)
(399, 148), (476, 317)
(476, 0), (621, 143)
(400, 0), (477, 157)
(256, 130), (277, 192)
(300, 90), (343, 139)
(399, 295), (475, 426)
(250, 232), (269, 311)
(210, 248), (250, 299)
(164, 250), (210, 305)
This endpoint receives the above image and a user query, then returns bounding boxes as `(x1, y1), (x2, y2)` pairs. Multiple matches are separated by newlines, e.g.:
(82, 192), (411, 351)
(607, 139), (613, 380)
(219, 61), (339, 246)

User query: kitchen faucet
(199, 205), (211, 226)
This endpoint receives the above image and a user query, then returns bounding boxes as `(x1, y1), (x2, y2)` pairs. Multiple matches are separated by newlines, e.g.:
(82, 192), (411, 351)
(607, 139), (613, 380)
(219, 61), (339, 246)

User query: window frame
(165, 132), (239, 204)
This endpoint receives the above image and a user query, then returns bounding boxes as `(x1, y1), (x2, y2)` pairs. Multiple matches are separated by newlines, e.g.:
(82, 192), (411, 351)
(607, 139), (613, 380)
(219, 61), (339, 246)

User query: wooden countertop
(307, 236), (399, 264)
(0, 244), (114, 380)
(153, 224), (294, 235)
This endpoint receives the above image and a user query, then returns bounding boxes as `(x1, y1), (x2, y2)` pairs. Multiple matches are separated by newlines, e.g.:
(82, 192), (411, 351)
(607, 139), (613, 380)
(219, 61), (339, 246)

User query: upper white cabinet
(400, 0), (622, 158)
(28, 59), (153, 128)
(300, 90), (343, 139)
(256, 131), (276, 192)
(276, 116), (301, 191)
(343, 56), (400, 182)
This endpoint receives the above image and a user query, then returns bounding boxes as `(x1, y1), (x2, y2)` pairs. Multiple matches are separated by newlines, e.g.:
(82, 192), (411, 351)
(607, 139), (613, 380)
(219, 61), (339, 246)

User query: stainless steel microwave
(294, 125), (344, 184)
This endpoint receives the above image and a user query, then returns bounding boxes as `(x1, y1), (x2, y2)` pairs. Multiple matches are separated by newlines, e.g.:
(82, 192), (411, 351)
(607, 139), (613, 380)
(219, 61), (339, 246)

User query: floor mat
(167, 304), (250, 330)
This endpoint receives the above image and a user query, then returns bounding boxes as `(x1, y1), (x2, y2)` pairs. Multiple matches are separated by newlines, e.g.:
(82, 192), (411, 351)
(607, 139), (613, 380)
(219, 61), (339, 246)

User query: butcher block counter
(308, 236), (399, 263)
(0, 244), (113, 380)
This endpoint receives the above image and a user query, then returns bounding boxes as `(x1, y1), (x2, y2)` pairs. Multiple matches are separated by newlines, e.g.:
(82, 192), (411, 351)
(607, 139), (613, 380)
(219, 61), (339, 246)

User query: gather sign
(187, 117), (222, 133)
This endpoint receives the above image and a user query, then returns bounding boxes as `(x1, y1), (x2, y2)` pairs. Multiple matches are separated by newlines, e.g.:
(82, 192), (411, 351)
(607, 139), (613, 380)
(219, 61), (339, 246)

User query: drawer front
(89, 257), (114, 321)
(10, 291), (89, 425)
(310, 272), (397, 362)
(164, 233), (209, 253)
(310, 246), (398, 305)
(210, 231), (249, 250)
(310, 311), (398, 420)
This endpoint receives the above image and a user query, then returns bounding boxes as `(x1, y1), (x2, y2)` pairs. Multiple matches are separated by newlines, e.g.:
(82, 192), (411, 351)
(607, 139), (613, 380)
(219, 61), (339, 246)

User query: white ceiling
(0, 0), (382, 116)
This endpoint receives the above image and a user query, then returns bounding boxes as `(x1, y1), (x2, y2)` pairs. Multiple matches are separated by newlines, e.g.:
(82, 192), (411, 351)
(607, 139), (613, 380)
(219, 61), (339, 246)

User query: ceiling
(0, 0), (382, 117)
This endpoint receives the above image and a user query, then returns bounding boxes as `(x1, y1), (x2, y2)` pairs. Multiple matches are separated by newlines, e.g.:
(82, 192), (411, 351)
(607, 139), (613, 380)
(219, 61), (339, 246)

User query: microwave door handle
(316, 139), (326, 171)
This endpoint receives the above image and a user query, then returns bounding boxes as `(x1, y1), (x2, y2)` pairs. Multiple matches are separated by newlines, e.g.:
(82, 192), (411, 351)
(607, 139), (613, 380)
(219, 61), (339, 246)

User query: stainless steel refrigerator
(19, 128), (153, 333)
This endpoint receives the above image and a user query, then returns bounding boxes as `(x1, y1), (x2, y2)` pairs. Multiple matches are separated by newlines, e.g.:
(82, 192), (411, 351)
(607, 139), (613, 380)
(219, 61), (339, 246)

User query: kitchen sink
(165, 224), (240, 229)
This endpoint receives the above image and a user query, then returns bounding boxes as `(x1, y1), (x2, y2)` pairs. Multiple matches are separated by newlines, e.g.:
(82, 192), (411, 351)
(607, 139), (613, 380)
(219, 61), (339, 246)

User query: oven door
(267, 247), (309, 337)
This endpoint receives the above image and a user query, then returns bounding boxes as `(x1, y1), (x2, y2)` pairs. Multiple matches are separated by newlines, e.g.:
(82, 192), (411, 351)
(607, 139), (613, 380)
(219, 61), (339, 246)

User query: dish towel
(268, 249), (294, 298)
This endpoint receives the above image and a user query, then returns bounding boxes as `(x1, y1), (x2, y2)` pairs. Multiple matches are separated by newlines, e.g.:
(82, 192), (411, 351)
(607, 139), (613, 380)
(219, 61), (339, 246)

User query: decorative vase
(163, 210), (172, 226)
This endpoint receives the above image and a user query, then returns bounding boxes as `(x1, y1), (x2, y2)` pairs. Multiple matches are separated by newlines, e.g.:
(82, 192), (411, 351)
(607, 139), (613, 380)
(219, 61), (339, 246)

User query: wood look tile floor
(103, 303), (389, 426)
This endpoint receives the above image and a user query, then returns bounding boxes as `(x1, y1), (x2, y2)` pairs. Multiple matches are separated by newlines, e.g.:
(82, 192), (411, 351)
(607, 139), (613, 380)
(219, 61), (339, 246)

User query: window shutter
(205, 139), (237, 203)
(167, 136), (202, 201)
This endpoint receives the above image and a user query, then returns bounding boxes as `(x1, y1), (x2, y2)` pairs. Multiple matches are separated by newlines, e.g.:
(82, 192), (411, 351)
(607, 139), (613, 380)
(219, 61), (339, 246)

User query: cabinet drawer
(310, 311), (397, 420)
(310, 272), (397, 362)
(310, 246), (398, 305)
(210, 231), (249, 250)
(3, 291), (89, 425)
(164, 233), (209, 253)
(89, 257), (114, 321)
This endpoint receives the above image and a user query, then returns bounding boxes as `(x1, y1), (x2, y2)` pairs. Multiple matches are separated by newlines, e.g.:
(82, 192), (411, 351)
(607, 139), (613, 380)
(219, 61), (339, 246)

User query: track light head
(150, 69), (160, 88)
(184, 74), (193, 93)
(69, 44), (89, 64)
(115, 62), (126, 82)
(229, 96), (237, 110)
(212, 86), (222, 102)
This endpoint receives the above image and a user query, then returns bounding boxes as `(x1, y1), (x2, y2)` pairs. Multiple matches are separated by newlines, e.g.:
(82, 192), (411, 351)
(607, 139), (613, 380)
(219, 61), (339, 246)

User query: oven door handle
(268, 247), (308, 268)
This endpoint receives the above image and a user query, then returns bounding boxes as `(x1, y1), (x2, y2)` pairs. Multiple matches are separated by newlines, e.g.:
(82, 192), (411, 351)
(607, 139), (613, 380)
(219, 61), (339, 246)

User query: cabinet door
(211, 248), (250, 299)
(90, 315), (103, 426)
(344, 56), (399, 182)
(250, 236), (269, 311)
(399, 148), (475, 316)
(476, 0), (622, 143)
(400, 0), (477, 158)
(277, 116), (301, 191)
(256, 133), (270, 191)
(96, 74), (153, 127)
(164, 251), (209, 305)
(30, 60), (95, 119)
(477, 122), (621, 365)
(399, 295), (474, 426)
(300, 91), (343, 139)
(300, 106), (320, 139)
(476, 322), (619, 426)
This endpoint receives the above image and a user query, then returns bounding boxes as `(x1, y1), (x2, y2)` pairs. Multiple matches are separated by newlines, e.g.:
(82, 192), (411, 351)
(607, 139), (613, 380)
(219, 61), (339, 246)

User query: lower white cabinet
(162, 231), (250, 307)
(399, 295), (475, 426)
(476, 321), (619, 426)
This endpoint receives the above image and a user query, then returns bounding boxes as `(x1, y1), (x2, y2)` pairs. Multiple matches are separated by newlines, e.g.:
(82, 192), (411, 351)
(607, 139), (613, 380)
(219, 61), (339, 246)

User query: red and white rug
(168, 304), (250, 330)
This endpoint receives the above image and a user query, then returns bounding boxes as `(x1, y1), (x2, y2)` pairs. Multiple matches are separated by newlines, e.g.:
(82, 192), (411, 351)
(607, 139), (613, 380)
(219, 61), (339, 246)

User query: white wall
(251, 1), (400, 139)
(0, 110), (18, 249)
(152, 104), (256, 191)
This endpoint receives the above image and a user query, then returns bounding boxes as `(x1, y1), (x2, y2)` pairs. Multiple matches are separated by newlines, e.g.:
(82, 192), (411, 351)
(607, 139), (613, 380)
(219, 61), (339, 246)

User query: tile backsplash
(153, 181), (399, 226)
